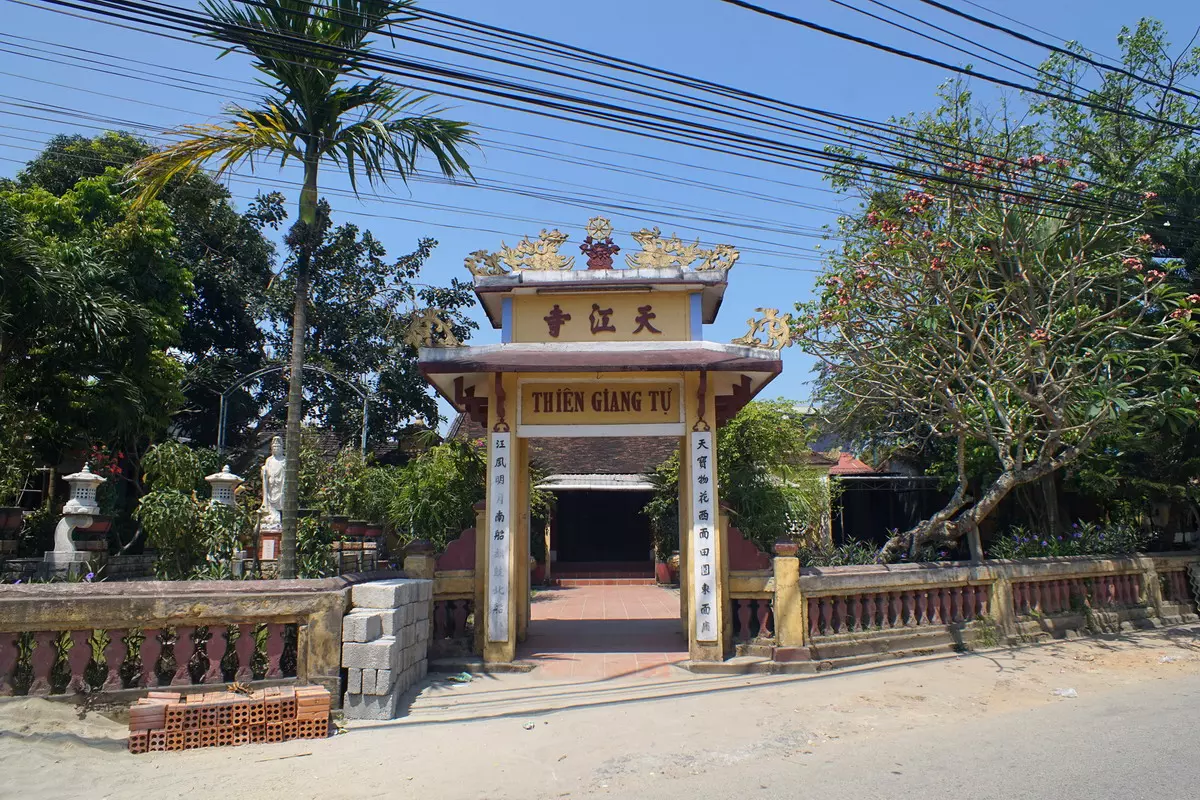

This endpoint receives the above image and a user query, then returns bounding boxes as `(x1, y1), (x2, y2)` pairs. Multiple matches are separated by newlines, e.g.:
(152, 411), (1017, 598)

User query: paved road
(615, 673), (1200, 800)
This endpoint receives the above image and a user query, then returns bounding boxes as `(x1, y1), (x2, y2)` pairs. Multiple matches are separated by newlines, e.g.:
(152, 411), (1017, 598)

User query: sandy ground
(2, 625), (1199, 800)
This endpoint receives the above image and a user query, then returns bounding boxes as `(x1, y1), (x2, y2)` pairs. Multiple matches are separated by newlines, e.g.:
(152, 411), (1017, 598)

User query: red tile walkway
(519, 585), (688, 681)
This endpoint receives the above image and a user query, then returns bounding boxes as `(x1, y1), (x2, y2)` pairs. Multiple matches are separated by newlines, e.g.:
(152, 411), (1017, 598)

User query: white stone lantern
(46, 463), (106, 572)
(62, 464), (105, 516)
(205, 465), (243, 507)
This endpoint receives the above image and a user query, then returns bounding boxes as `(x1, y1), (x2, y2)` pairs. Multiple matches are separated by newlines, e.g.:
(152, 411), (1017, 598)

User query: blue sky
(2, 0), (1197, 431)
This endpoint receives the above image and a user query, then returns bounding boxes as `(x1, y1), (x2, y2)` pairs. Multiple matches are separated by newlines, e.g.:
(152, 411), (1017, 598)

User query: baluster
(453, 601), (469, 639)
(1131, 574), (1143, 605)
(903, 591), (917, 627)
(952, 587), (964, 622)
(736, 600), (752, 642)
(916, 587), (936, 623)
(1058, 580), (1069, 612)
(878, 593), (892, 629)
(0, 632), (17, 696)
(170, 627), (195, 686)
(433, 601), (448, 639)
(1043, 581), (1056, 614)
(264, 623), (285, 679)
(850, 595), (863, 633)
(964, 586), (977, 621)
(891, 593), (903, 628)
(203, 627), (228, 684)
(1033, 582), (1046, 614)
(140, 629), (162, 688)
(915, 590), (928, 625)
(808, 598), (819, 637)
(30, 631), (57, 695)
(977, 584), (990, 616)
(940, 588), (953, 624)
(821, 597), (834, 636)
(234, 624), (254, 682)
(103, 630), (127, 692)
(757, 601), (773, 640)
(862, 594), (875, 629)
(67, 630), (92, 694)
(1102, 576), (1114, 607)
(834, 596), (848, 634)
(1013, 582), (1026, 615)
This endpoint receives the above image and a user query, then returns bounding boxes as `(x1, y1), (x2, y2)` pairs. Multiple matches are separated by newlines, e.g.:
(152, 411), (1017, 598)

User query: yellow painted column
(682, 370), (725, 662)
(482, 373), (518, 663)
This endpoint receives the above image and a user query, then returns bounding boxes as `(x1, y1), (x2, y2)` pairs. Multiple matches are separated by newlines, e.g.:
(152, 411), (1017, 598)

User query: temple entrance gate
(417, 217), (786, 664)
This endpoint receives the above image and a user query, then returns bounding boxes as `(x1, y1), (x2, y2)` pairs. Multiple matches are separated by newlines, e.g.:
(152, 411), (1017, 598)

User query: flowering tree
(800, 89), (1199, 560)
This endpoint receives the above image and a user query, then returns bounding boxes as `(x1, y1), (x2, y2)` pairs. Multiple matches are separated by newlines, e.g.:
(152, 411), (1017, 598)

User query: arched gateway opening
(417, 217), (785, 668)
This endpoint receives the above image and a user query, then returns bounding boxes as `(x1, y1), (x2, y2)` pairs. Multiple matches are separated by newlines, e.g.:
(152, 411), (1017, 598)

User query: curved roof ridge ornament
(463, 216), (739, 275)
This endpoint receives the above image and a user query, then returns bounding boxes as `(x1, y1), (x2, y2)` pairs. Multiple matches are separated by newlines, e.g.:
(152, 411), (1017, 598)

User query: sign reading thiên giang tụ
(519, 382), (681, 426)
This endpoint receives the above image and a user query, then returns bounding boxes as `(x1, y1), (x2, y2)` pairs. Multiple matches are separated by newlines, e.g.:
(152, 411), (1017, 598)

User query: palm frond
(126, 105), (301, 208)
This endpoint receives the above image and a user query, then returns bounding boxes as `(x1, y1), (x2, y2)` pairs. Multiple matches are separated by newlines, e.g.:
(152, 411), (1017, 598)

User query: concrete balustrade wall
(766, 552), (1199, 667)
(0, 572), (401, 702)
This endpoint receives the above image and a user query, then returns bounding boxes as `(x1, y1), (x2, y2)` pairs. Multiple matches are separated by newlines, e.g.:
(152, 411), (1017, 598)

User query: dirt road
(2, 626), (1197, 800)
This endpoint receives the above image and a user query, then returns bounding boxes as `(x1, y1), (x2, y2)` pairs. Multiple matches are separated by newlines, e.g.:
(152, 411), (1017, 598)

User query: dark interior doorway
(553, 489), (654, 563)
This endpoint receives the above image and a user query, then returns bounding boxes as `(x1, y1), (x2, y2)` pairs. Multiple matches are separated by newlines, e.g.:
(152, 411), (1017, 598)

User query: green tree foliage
(644, 400), (828, 556)
(0, 169), (189, 465)
(15, 132), (278, 448)
(128, 0), (476, 579)
(259, 202), (477, 438)
(804, 24), (1200, 560)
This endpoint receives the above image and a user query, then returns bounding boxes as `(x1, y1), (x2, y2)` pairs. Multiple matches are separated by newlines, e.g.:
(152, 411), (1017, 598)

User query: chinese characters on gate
(486, 433), (512, 642)
(691, 431), (718, 642)
(544, 303), (662, 338)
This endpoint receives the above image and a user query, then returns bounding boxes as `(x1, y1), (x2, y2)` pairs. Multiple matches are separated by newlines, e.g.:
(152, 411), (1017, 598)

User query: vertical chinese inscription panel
(690, 430), (718, 642)
(487, 432), (513, 643)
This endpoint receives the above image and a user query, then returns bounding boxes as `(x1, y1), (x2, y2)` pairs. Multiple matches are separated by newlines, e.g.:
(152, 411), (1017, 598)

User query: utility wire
(912, 0), (1200, 103)
(716, 0), (1200, 133)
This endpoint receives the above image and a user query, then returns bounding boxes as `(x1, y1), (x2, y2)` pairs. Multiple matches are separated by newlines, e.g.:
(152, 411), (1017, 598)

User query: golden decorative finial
(732, 308), (793, 350)
(626, 227), (739, 270)
(404, 308), (463, 348)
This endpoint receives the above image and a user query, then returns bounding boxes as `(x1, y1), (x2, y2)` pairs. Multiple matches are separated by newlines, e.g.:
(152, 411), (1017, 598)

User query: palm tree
(128, 0), (474, 577)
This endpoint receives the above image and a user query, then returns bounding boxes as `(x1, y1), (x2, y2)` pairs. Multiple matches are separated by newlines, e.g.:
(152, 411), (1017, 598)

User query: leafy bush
(796, 538), (878, 567)
(643, 399), (828, 555)
(135, 441), (251, 578)
(987, 521), (1153, 559)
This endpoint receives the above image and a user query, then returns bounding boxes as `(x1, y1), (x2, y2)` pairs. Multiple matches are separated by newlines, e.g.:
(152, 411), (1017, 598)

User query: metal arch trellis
(216, 365), (372, 458)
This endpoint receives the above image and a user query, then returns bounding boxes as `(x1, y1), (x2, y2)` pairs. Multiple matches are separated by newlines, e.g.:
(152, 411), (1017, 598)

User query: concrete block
(342, 611), (383, 643)
(375, 669), (393, 695)
(415, 620), (429, 643)
(401, 603), (415, 627)
(346, 668), (362, 695)
(397, 581), (418, 606)
(414, 601), (430, 622)
(418, 660), (427, 679)
(352, 579), (411, 610)
(415, 580), (433, 602)
(343, 692), (398, 721)
(342, 636), (398, 670)
(401, 624), (417, 649)
(378, 608), (401, 636)
(361, 668), (377, 695)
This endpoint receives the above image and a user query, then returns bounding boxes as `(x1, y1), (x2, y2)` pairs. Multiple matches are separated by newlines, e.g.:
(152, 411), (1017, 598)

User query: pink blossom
(1071, 181), (1089, 191)
(1186, 294), (1200, 304)
(1123, 257), (1144, 271)
(1142, 191), (1158, 201)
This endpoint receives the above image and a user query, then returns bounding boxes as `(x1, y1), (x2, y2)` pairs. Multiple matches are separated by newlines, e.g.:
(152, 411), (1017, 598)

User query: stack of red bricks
(127, 686), (331, 754)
